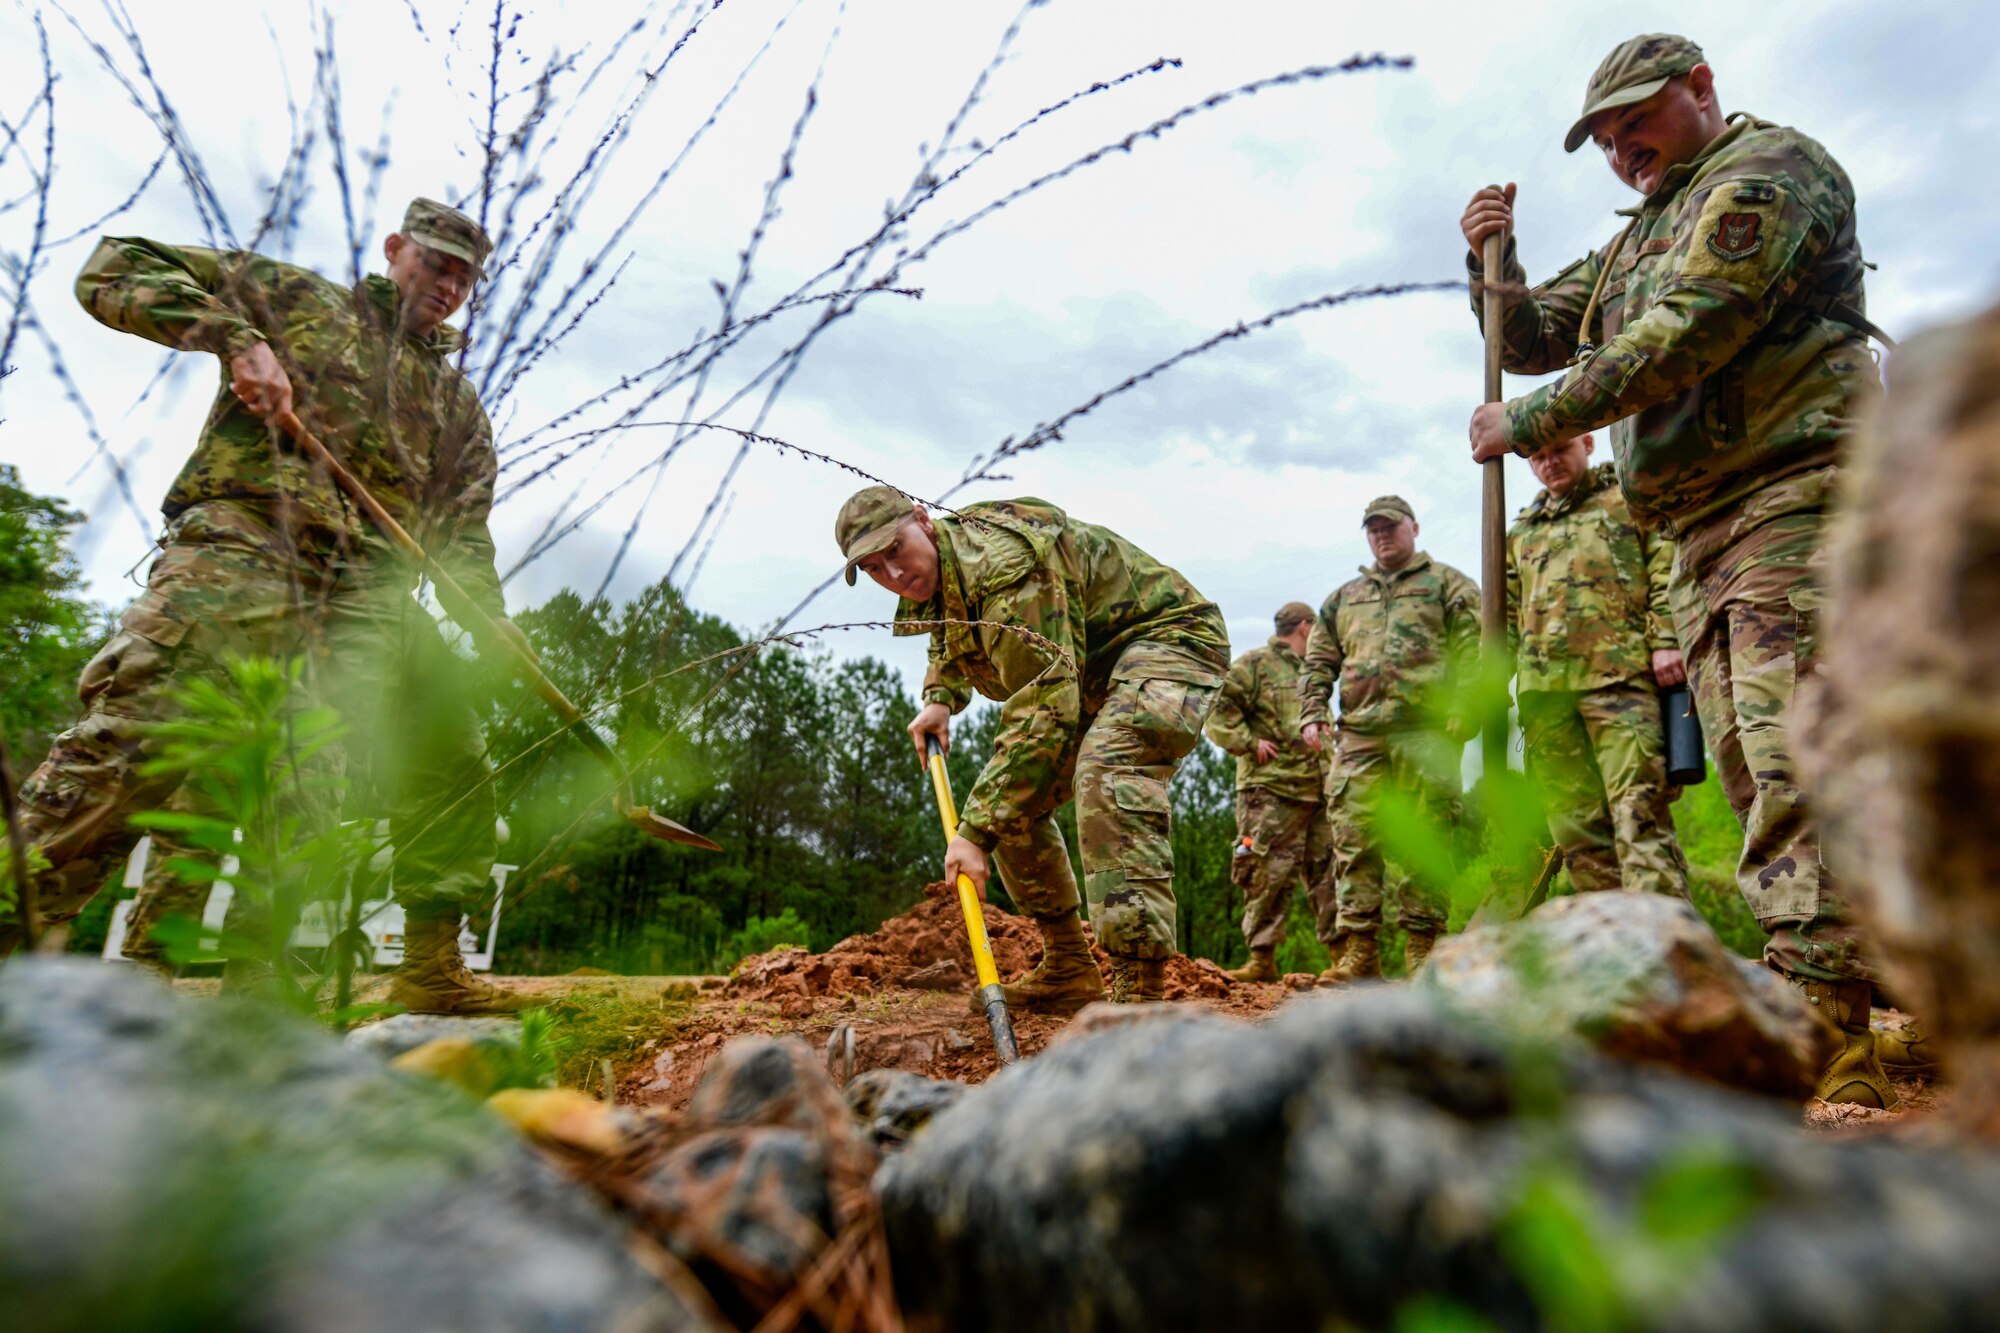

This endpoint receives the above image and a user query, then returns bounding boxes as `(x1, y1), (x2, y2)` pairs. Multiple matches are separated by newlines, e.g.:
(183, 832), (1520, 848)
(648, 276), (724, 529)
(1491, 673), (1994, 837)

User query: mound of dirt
(726, 883), (1244, 1013)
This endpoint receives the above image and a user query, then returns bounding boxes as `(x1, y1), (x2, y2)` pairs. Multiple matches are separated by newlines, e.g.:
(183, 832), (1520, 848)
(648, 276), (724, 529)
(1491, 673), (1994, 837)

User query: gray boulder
(879, 986), (2000, 1333)
(0, 957), (711, 1332)
(844, 1068), (966, 1148)
(343, 1012), (524, 1060)
(1422, 891), (1835, 1097)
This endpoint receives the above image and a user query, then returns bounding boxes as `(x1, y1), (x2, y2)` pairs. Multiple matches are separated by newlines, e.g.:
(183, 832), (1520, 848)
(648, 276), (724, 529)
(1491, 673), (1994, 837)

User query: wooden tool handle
(1479, 231), (1509, 779)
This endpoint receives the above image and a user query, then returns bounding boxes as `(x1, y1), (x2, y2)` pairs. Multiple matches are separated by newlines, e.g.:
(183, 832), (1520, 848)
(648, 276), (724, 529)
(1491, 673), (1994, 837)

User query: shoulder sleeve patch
(1679, 179), (1790, 287)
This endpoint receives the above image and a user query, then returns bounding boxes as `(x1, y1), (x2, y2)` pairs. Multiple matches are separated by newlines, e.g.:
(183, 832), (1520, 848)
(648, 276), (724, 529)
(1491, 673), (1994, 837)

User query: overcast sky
(4, 0), (1997, 698)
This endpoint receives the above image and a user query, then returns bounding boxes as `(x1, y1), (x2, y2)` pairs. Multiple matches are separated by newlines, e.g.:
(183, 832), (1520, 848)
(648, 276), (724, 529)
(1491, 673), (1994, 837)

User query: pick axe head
(617, 799), (722, 852)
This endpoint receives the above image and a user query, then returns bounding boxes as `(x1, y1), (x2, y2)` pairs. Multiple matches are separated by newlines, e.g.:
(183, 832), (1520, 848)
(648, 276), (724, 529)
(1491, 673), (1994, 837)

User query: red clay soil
(618, 882), (1304, 1109)
(604, 884), (1946, 1140)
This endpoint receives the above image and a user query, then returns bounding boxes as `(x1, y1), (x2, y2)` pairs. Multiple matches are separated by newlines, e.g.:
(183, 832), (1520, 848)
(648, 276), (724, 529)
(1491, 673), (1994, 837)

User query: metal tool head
(621, 803), (723, 852)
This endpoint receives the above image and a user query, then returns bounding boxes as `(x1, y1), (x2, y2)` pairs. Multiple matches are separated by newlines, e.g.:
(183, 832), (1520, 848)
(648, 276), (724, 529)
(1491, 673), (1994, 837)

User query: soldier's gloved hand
(1651, 647), (1687, 688)
(1461, 182), (1516, 258)
(229, 341), (293, 421)
(907, 701), (951, 767)
(944, 834), (989, 899)
(1300, 722), (1328, 752)
(1253, 738), (1281, 764)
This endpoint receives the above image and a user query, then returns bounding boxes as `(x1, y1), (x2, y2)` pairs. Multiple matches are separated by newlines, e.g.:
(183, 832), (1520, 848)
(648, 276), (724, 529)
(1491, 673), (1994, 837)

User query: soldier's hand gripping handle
(1462, 182), (1517, 259)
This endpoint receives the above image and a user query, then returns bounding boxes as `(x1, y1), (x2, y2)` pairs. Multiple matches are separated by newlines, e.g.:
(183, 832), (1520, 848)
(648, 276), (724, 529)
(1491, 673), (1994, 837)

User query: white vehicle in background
(102, 820), (515, 972)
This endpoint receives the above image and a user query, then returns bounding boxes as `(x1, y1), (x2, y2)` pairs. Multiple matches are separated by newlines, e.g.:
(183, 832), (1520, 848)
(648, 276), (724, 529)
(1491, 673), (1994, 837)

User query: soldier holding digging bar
(1463, 34), (1893, 1105)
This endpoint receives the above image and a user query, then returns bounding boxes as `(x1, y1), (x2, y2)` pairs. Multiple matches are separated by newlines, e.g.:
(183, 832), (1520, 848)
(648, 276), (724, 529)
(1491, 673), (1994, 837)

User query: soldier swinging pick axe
(837, 485), (1230, 1009)
(6, 199), (714, 1011)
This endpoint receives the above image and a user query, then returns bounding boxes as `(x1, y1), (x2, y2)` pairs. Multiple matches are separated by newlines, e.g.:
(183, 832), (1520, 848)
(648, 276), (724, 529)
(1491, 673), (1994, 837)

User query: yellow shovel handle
(926, 747), (1002, 990)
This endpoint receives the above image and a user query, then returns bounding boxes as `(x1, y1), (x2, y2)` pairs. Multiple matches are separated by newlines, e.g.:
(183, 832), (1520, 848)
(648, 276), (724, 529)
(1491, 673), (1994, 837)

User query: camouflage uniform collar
(1265, 633), (1301, 663)
(1524, 462), (1617, 521)
(1626, 114), (1760, 212)
(359, 273), (467, 355)
(1363, 551), (1432, 583)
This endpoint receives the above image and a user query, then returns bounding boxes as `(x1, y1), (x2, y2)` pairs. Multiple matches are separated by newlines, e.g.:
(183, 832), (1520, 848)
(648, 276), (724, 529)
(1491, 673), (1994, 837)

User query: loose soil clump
(623, 884), (1295, 1108)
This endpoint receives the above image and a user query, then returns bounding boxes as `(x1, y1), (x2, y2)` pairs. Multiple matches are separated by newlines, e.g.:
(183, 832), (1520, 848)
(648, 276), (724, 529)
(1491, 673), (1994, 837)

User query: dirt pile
(726, 882), (1245, 1015)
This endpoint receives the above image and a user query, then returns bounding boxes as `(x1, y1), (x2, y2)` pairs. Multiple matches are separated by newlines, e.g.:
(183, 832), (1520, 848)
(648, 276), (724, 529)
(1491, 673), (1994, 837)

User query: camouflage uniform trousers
(10, 500), (497, 955)
(1669, 503), (1866, 982)
(1518, 683), (1690, 897)
(987, 676), (1218, 961)
(1231, 786), (1335, 952)
(1324, 729), (1460, 939)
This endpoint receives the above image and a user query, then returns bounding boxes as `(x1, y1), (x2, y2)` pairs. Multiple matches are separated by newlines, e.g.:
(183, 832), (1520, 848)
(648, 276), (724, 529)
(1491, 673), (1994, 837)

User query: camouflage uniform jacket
(1469, 115), (1880, 534)
(894, 498), (1229, 846)
(1297, 553), (1480, 741)
(1507, 462), (1677, 694)
(1205, 636), (1327, 802)
(74, 236), (505, 619)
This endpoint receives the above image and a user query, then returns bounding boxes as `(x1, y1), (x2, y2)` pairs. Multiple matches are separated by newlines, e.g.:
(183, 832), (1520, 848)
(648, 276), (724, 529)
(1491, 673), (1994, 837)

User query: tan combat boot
(1794, 976), (1899, 1109)
(1225, 946), (1277, 984)
(388, 908), (537, 1016)
(1315, 935), (1350, 987)
(1321, 932), (1381, 986)
(999, 912), (1106, 1015)
(1107, 957), (1167, 1003)
(1404, 929), (1440, 976)
(1875, 1018), (1938, 1073)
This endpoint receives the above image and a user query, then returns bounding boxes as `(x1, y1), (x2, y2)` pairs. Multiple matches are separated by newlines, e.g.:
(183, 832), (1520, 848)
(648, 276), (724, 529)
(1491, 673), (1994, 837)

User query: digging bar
(922, 735), (1021, 1065)
(272, 409), (720, 853)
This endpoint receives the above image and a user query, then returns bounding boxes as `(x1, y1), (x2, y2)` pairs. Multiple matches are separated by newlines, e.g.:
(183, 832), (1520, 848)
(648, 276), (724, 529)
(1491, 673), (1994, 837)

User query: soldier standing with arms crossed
(5, 200), (535, 1015)
(1462, 35), (1892, 1104)
(1508, 431), (1690, 897)
(1299, 497), (1479, 982)
(1204, 601), (1334, 983)
(837, 487), (1229, 1008)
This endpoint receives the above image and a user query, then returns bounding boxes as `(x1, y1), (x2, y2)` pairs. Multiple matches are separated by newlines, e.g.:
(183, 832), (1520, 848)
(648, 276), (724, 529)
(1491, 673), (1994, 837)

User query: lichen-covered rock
(0, 957), (709, 1332)
(623, 1038), (881, 1326)
(344, 1012), (524, 1060)
(1802, 302), (2000, 1138)
(1421, 892), (1835, 1098)
(879, 986), (2000, 1333)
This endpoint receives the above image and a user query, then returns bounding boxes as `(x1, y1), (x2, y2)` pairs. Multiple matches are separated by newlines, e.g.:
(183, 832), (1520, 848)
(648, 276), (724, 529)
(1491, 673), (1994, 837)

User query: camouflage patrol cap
(836, 484), (917, 585)
(1361, 495), (1415, 526)
(1274, 601), (1315, 630)
(1565, 34), (1706, 153)
(401, 197), (493, 277)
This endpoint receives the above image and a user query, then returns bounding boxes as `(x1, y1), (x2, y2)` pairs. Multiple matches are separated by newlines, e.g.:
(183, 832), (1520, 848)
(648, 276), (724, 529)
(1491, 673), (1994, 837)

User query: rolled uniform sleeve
(1296, 608), (1344, 731)
(74, 236), (266, 358)
(1469, 237), (1600, 377)
(1204, 657), (1259, 756)
(955, 576), (1083, 849)
(1503, 176), (1829, 453)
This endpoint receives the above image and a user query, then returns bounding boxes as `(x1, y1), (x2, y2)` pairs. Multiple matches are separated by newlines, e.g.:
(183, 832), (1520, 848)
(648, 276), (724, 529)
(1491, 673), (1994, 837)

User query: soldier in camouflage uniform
(6, 199), (532, 1015)
(1298, 496), (1479, 982)
(1463, 35), (1892, 1104)
(1204, 601), (1333, 983)
(1508, 432), (1690, 897)
(837, 486), (1229, 1008)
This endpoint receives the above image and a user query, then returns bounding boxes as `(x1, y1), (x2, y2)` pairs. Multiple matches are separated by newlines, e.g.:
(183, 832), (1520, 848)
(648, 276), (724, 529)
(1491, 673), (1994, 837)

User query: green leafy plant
(131, 655), (368, 1017)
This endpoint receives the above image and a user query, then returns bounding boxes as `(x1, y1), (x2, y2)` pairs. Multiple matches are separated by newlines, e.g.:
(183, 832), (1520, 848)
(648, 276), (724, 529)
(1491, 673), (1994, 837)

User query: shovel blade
(624, 805), (723, 852)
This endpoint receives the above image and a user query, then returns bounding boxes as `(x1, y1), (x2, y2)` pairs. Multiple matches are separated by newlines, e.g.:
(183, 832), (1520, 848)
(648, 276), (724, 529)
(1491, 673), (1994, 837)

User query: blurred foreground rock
(880, 987), (2000, 1333)
(617, 1037), (894, 1330)
(0, 958), (710, 1332)
(1804, 301), (2000, 1138)
(1423, 892), (1835, 1097)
